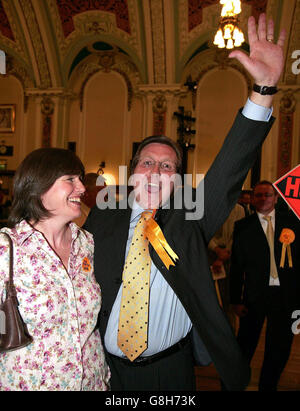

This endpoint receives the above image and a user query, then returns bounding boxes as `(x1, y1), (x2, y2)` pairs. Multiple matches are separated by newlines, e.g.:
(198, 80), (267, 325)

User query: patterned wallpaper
(55, 0), (131, 37)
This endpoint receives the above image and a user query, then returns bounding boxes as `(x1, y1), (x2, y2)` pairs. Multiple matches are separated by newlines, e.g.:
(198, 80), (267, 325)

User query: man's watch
(253, 84), (278, 95)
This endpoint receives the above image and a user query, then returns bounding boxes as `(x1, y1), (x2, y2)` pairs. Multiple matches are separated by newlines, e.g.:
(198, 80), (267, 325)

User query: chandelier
(213, 0), (245, 49)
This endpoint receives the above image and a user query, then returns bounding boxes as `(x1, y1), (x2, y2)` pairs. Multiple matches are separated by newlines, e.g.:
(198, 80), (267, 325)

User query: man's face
(252, 184), (277, 215)
(132, 143), (178, 209)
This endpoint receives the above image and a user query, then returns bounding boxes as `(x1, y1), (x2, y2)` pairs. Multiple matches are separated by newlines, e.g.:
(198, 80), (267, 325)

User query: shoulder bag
(0, 232), (33, 352)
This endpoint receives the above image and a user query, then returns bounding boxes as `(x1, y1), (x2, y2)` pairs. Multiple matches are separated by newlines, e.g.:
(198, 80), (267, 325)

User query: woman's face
(41, 175), (85, 222)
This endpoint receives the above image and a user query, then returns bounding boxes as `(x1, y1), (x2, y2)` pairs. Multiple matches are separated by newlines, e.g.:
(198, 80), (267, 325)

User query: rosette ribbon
(279, 228), (295, 268)
(145, 210), (179, 270)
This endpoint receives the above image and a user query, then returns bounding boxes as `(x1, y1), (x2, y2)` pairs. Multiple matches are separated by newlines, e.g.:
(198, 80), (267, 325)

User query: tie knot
(263, 215), (272, 222)
(141, 211), (152, 221)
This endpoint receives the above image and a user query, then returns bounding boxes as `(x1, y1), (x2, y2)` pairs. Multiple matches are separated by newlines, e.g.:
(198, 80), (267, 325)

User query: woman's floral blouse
(0, 220), (110, 391)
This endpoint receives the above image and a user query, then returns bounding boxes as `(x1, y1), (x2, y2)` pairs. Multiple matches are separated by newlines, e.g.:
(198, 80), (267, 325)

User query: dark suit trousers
(237, 287), (294, 391)
(106, 338), (196, 391)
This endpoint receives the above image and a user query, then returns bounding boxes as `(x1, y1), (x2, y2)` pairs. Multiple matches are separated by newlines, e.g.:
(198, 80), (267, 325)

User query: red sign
(273, 164), (300, 220)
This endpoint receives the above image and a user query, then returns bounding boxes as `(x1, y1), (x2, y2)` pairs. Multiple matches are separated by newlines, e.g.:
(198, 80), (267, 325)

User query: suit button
(114, 278), (122, 285)
(102, 310), (108, 317)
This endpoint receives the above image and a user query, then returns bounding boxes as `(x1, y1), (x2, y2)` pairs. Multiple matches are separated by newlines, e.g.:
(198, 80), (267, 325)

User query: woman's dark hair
(8, 148), (85, 228)
(130, 135), (183, 175)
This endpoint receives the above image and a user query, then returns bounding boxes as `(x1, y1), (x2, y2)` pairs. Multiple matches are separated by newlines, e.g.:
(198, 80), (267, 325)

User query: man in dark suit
(230, 181), (300, 390)
(238, 189), (253, 216)
(84, 14), (286, 391)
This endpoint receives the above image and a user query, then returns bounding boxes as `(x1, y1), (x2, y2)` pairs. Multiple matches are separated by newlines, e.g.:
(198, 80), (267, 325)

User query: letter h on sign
(285, 177), (300, 199)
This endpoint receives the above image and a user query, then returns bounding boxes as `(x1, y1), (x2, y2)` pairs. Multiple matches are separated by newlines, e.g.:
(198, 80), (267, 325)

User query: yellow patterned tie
(117, 211), (152, 361)
(263, 215), (278, 279)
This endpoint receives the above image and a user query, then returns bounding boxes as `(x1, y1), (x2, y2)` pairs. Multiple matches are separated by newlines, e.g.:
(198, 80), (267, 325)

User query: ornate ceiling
(0, 0), (299, 91)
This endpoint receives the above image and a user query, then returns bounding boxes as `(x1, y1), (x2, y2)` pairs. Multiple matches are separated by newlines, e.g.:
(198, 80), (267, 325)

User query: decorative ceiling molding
(19, 0), (52, 88)
(0, 0), (14, 41)
(0, 0), (296, 95)
(149, 0), (166, 84)
(0, 0), (29, 62)
(47, 0), (141, 59)
(5, 54), (34, 89)
(188, 0), (218, 32)
(56, 0), (131, 37)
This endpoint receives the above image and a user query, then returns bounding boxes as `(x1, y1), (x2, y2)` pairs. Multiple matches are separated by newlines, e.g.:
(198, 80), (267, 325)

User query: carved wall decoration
(277, 92), (297, 178)
(75, 50), (141, 111)
(96, 47), (117, 72)
(41, 97), (54, 148)
(152, 93), (167, 135)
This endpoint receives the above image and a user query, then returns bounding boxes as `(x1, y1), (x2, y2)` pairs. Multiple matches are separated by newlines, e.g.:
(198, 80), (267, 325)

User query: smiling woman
(0, 148), (110, 391)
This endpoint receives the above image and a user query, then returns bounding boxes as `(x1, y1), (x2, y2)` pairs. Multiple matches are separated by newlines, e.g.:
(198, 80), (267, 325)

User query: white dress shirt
(257, 209), (280, 286)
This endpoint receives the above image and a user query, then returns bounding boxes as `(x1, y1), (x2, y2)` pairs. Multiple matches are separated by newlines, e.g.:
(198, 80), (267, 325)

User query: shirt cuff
(242, 98), (273, 122)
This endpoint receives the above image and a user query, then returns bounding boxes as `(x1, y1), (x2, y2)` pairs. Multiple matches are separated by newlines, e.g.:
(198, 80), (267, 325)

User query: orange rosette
(82, 257), (91, 272)
(279, 229), (295, 245)
(279, 229), (295, 268)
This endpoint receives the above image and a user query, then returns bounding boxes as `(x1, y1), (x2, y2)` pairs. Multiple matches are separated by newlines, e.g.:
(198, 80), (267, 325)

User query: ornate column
(25, 88), (77, 149)
(137, 85), (186, 138)
(152, 93), (167, 135)
(41, 96), (54, 148)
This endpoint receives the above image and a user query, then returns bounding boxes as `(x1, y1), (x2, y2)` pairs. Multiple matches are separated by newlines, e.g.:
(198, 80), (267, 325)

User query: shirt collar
(257, 208), (276, 222)
(130, 200), (157, 223)
(130, 201), (146, 223)
(6, 219), (85, 246)
(7, 219), (36, 246)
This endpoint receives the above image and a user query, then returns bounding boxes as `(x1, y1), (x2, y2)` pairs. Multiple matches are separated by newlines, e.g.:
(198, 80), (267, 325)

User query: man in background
(238, 189), (253, 216)
(230, 181), (300, 390)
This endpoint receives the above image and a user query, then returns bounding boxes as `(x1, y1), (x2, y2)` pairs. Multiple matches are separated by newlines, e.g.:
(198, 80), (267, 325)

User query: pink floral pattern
(0, 220), (110, 391)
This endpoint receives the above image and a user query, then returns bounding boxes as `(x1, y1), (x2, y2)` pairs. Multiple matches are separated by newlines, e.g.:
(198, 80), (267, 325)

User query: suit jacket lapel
(251, 214), (271, 273)
(102, 208), (131, 314)
(112, 207), (131, 280)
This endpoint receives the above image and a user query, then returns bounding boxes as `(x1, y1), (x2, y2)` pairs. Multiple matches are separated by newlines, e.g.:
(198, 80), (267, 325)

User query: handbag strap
(1, 232), (15, 295)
